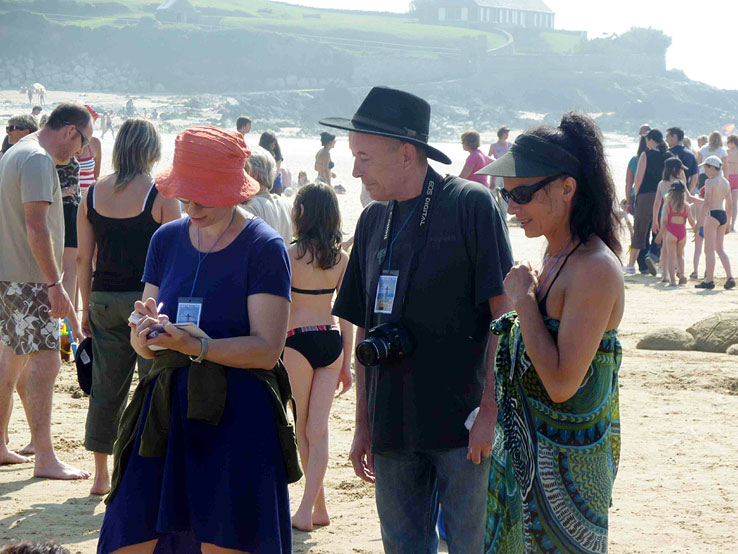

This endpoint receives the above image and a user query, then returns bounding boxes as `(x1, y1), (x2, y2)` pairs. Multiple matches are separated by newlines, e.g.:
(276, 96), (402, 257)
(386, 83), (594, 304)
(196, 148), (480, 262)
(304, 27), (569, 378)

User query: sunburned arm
(24, 201), (61, 284)
(722, 156), (729, 179)
(633, 152), (647, 196)
(76, 190), (96, 334)
(514, 260), (621, 403)
(196, 293), (289, 369)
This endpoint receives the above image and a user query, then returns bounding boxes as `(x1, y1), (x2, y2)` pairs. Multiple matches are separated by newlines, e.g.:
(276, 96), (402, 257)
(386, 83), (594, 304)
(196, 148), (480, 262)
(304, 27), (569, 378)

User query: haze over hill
(1, 0), (737, 136)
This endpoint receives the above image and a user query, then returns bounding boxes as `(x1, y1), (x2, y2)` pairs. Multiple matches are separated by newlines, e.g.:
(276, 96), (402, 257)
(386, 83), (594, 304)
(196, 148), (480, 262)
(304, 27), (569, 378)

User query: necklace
(537, 238), (574, 292)
(189, 209), (237, 298)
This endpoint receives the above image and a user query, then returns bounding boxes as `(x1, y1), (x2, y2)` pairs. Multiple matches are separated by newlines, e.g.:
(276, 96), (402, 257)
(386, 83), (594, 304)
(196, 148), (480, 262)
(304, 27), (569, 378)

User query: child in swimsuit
(655, 182), (695, 286)
(652, 156), (688, 281)
(693, 156), (735, 289)
(283, 182), (353, 531)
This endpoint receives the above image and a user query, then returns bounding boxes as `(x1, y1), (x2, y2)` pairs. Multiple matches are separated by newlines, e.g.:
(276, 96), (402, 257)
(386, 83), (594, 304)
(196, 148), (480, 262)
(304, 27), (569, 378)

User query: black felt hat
(75, 337), (93, 395)
(478, 134), (581, 178)
(319, 86), (451, 165)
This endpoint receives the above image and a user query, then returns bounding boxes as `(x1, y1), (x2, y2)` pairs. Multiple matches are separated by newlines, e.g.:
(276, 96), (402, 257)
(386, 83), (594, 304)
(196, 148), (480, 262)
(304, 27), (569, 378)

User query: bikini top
(291, 286), (335, 295)
(537, 242), (583, 317)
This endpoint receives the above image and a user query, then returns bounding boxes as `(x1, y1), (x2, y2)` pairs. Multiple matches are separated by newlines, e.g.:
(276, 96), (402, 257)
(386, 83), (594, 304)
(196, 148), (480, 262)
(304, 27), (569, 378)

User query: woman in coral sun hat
(97, 126), (297, 554)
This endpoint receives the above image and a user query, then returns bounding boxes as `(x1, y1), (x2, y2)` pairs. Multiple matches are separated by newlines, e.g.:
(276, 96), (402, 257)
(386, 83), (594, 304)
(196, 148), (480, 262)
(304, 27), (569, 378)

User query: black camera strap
(369, 168), (448, 327)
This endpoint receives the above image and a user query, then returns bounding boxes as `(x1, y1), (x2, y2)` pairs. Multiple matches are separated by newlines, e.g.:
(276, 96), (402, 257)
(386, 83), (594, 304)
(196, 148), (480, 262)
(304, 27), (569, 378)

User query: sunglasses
(177, 198), (215, 209)
(61, 121), (90, 149)
(6, 125), (27, 133)
(500, 174), (565, 205)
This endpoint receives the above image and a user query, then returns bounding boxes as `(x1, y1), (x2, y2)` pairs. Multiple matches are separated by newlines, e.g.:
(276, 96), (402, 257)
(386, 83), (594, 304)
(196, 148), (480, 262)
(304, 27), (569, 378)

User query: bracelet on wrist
(189, 337), (209, 363)
(48, 280), (62, 289)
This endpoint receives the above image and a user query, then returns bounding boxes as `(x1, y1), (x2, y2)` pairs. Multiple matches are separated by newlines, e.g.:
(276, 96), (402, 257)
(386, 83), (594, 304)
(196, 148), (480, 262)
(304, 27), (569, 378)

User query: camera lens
(356, 340), (381, 366)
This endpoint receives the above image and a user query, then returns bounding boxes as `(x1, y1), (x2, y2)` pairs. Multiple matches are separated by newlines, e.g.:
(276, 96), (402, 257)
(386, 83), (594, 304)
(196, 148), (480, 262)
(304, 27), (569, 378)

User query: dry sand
(1, 88), (737, 552)
(1, 225), (737, 554)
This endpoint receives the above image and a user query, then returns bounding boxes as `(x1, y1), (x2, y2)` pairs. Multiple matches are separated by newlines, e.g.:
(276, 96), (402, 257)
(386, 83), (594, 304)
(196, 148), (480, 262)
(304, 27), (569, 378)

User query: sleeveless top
(537, 242), (582, 317)
(78, 155), (96, 193)
(87, 182), (160, 292)
(638, 149), (667, 195)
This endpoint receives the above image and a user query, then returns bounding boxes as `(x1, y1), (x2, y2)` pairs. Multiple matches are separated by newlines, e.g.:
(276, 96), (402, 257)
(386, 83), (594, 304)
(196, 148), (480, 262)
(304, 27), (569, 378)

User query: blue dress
(97, 216), (293, 554)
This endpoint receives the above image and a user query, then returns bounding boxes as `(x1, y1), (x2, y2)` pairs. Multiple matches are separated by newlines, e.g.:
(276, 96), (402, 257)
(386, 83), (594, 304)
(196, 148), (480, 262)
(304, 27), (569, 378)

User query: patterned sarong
(485, 313), (621, 554)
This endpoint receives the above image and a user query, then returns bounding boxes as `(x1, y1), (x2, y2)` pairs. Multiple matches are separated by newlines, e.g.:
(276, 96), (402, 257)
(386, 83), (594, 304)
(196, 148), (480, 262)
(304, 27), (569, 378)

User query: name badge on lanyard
(374, 270), (399, 314)
(177, 297), (203, 326)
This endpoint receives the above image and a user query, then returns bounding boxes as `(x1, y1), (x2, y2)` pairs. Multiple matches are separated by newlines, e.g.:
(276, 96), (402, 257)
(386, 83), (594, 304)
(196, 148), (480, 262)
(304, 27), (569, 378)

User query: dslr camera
(355, 322), (414, 367)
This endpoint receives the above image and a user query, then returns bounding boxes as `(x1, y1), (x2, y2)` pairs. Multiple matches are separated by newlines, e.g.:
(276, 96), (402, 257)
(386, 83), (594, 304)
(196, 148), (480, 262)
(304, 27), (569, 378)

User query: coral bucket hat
(156, 126), (260, 207)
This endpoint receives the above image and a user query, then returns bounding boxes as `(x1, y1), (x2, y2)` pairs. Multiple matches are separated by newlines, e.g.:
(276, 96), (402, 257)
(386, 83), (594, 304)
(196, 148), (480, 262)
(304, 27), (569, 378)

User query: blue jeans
(374, 447), (489, 554)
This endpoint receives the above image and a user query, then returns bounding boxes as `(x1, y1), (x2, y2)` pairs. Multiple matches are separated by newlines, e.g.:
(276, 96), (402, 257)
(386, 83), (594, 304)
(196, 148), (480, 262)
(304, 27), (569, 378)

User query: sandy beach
(1, 89), (737, 553)
(2, 223), (737, 553)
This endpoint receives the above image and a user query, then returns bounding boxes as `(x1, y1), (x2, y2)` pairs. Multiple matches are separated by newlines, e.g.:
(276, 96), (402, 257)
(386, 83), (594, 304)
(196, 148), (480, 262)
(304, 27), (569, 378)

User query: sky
(277, 0), (738, 91)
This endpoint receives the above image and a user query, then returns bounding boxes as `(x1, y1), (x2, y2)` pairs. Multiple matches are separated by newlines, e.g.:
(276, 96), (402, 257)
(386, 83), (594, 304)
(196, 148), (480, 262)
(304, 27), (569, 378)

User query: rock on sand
(686, 311), (738, 353)
(637, 328), (696, 351)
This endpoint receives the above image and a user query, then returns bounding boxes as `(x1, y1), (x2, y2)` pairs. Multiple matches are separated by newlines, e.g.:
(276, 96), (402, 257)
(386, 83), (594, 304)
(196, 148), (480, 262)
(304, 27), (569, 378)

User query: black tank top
(638, 149), (667, 195)
(88, 182), (160, 292)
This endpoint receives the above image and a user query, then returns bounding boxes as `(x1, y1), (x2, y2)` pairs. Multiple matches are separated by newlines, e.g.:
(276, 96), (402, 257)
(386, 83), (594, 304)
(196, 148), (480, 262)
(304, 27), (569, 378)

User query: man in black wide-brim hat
(326, 86), (514, 553)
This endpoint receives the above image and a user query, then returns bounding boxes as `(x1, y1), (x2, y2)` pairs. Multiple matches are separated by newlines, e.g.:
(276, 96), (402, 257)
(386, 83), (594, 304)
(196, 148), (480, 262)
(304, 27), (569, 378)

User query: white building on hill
(415, 0), (555, 30)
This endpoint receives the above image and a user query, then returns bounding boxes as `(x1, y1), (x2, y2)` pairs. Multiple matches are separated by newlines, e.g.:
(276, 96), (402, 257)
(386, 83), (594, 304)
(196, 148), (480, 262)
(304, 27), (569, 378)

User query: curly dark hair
(527, 112), (621, 255)
(0, 541), (71, 554)
(292, 182), (342, 270)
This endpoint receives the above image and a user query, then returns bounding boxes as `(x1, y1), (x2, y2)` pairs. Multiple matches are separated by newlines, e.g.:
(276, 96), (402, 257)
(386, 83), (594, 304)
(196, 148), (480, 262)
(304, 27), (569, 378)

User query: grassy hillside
(0, 0), (509, 48)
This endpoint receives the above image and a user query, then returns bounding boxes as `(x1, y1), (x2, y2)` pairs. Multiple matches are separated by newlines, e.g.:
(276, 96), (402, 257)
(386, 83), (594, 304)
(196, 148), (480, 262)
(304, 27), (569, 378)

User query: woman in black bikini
(284, 182), (353, 531)
(315, 131), (336, 186)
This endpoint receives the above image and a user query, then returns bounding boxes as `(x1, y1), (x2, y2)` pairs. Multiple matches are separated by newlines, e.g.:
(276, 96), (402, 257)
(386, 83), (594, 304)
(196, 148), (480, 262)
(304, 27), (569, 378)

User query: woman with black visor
(477, 112), (625, 554)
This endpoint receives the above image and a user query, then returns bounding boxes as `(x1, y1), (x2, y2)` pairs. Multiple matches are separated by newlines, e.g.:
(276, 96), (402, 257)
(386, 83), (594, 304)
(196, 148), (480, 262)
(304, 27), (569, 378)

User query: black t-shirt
(669, 144), (699, 187)
(333, 167), (513, 452)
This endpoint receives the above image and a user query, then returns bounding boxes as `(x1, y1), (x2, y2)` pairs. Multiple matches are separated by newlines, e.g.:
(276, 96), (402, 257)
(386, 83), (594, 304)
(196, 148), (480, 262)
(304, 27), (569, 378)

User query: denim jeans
(373, 447), (489, 554)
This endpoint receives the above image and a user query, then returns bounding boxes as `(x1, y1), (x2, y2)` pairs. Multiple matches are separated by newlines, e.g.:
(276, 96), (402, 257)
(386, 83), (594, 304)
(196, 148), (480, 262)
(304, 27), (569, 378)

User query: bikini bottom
(709, 210), (727, 226)
(284, 325), (342, 370)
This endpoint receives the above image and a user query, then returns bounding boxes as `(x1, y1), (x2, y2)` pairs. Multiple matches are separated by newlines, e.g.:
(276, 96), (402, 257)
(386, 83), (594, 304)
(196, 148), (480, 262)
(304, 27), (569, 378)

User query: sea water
(97, 132), (639, 235)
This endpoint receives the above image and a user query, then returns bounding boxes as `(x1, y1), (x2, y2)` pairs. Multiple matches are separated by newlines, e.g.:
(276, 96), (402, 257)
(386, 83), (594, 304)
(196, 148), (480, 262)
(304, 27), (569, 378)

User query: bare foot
(312, 510), (331, 527)
(0, 450), (32, 465)
(34, 458), (91, 480)
(16, 443), (34, 456)
(90, 476), (111, 496)
(291, 510), (314, 532)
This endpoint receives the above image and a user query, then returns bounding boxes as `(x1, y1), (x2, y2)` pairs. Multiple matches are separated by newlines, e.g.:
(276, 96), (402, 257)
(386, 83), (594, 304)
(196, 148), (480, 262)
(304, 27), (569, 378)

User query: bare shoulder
(572, 238), (624, 289)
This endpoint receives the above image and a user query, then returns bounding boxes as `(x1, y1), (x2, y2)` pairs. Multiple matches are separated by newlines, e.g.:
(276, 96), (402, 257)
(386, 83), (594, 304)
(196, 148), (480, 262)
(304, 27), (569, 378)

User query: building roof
(157, 0), (197, 13)
(475, 0), (554, 14)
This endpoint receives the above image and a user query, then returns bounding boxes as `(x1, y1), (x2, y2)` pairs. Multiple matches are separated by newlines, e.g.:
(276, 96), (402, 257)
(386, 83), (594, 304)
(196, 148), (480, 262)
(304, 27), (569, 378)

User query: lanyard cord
(386, 200), (421, 271)
(189, 210), (236, 298)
